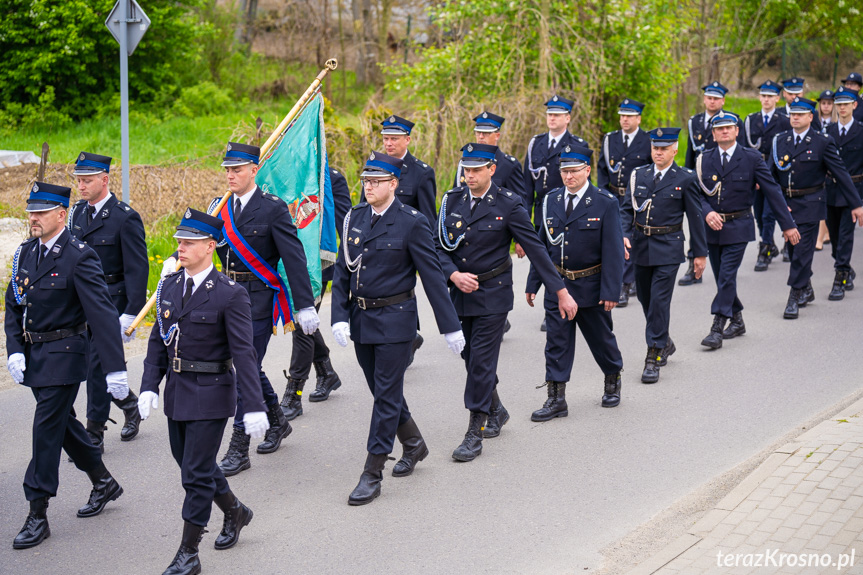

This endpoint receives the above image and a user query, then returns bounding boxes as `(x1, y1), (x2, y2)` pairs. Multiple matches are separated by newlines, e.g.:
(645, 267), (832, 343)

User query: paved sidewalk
(629, 397), (863, 575)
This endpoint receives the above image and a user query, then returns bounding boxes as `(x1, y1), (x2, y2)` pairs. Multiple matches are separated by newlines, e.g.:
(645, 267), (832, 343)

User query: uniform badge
(610, 159), (615, 166)
(79, 153), (85, 161)
(565, 145), (571, 153)
(553, 95), (559, 102)
(482, 112), (488, 118)
(467, 144), (473, 152)
(412, 210), (417, 214)
(712, 175), (718, 181)
(101, 209), (109, 217)
(164, 310), (171, 319)
(23, 277), (28, 286)
(506, 191), (512, 196)
(229, 280), (235, 285)
(205, 279), (214, 290)
(549, 228), (554, 234)
(656, 129), (663, 137)
(369, 151), (376, 161)
(388, 116), (395, 123)
(226, 143), (232, 151)
(624, 99), (629, 104)
(456, 221), (462, 228)
(18, 287), (23, 295)
(449, 233), (454, 240)
(697, 134), (702, 141)
(784, 155), (789, 161)
(585, 197), (592, 206)
(354, 237), (360, 245)
(778, 161), (784, 167)
(32, 183), (39, 192)
(185, 208), (192, 219)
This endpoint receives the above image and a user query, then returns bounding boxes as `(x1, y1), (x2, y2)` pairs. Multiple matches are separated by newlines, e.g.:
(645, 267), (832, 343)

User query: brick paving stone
(784, 513), (809, 529)
(806, 510), (834, 526)
(808, 488), (831, 504)
(819, 521), (845, 537)
(795, 480), (818, 495)
(732, 520), (760, 537)
(820, 498), (843, 513)
(820, 476), (843, 491)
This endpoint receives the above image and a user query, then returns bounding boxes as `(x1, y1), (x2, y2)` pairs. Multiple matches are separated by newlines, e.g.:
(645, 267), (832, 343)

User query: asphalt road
(1, 231), (862, 575)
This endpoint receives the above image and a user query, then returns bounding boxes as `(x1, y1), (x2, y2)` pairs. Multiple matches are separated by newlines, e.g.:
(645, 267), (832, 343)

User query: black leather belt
(556, 263), (602, 280)
(227, 271), (258, 282)
(608, 184), (626, 196)
(475, 258), (512, 282)
(24, 323), (88, 343)
(172, 358), (233, 374)
(784, 185), (824, 197)
(352, 290), (415, 310)
(635, 222), (683, 236)
(718, 209), (752, 222)
(852, 174), (863, 183)
(104, 274), (124, 284)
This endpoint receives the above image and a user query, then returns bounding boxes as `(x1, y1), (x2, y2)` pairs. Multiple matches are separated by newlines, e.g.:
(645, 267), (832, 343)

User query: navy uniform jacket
(526, 185), (624, 306)
(697, 146), (796, 245)
(214, 186), (315, 320)
(826, 121), (863, 206)
(436, 183), (565, 316)
(685, 112), (720, 169)
(140, 268), (265, 421)
(596, 128), (652, 195)
(454, 149), (527, 202)
(331, 199), (460, 344)
(770, 130), (861, 224)
(740, 111), (791, 159)
(322, 168), (353, 285)
(523, 131), (586, 219)
(67, 194), (148, 316)
(360, 152), (437, 226)
(5, 230), (126, 387)
(621, 164), (708, 266)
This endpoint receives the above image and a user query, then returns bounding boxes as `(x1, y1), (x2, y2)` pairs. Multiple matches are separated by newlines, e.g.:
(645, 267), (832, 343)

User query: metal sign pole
(119, 0), (130, 203)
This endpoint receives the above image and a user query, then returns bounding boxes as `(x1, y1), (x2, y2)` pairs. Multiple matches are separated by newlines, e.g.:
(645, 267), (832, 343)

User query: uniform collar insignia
(205, 279), (214, 290)
(585, 196), (592, 206)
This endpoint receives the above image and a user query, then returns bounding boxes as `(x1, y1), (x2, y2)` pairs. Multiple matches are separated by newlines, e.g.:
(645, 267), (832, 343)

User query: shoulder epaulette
(400, 205), (420, 217)
(113, 200), (133, 213)
(444, 187), (464, 195)
(263, 192), (280, 201)
(351, 202), (368, 210)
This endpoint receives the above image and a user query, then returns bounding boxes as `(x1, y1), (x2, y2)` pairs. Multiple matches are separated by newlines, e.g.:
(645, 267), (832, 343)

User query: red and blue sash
(218, 198), (294, 332)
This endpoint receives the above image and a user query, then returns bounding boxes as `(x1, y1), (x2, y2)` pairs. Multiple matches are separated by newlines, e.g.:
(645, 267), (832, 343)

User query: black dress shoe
(348, 453), (388, 505)
(628, 283), (638, 297)
(503, 319), (511, 333)
(781, 243), (790, 262)
(77, 464), (123, 517)
(754, 242), (770, 272)
(722, 311), (746, 339)
(114, 391), (141, 441)
(618, 286), (629, 307)
(642, 347), (661, 383)
(678, 257), (702, 286)
(406, 334), (424, 367)
(392, 418), (429, 477)
(280, 375), (305, 420)
(13, 498), (50, 549)
(452, 412), (487, 462)
(700, 315), (727, 349)
(601, 373), (621, 407)
(540, 318), (547, 332)
(257, 403), (292, 454)
(658, 338), (676, 366)
(784, 288), (800, 319)
(218, 427), (251, 477)
(483, 387), (510, 438)
(213, 491), (253, 550)
(162, 522), (205, 575)
(308, 358), (342, 402)
(531, 382), (568, 421)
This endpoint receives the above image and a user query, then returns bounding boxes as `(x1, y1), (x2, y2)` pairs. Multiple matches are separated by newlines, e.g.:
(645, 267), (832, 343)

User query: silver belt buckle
(356, 297), (367, 310)
(172, 357), (182, 373)
(643, 226), (652, 236)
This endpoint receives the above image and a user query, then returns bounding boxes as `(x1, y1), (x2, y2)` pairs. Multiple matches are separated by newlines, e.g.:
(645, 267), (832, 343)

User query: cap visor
(560, 161), (588, 169)
(704, 90), (725, 98)
(173, 229), (213, 240)
(220, 159), (253, 167)
(71, 168), (107, 176)
(25, 202), (64, 213)
(546, 108), (570, 114)
(651, 141), (676, 147)
(618, 109), (640, 116)
(460, 159), (493, 168)
(360, 169), (396, 178)
(380, 128), (410, 135)
(473, 126), (500, 133)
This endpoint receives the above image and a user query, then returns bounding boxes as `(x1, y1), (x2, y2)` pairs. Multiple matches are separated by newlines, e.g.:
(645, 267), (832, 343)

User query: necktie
(38, 244), (48, 267)
(182, 277), (195, 307)
(841, 127), (847, 138)
(654, 171), (662, 185)
(763, 114), (769, 128)
(370, 213), (381, 227)
(722, 151), (729, 167)
(623, 134), (630, 150)
(234, 198), (243, 220)
(87, 205), (96, 227)
(549, 138), (556, 150)
(566, 194), (576, 217)
(470, 197), (480, 215)
(795, 135), (802, 147)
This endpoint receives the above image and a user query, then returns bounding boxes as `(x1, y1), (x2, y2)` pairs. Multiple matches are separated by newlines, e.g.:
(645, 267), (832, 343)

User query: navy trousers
(826, 205), (856, 271)
(25, 383), (102, 501)
(289, 296), (329, 380)
(707, 242), (747, 317)
(787, 221), (819, 289)
(354, 341), (413, 455)
(167, 418), (230, 526)
(459, 313), (508, 414)
(234, 319), (279, 430)
(634, 263), (679, 348)
(754, 187), (777, 244)
(543, 292), (623, 382)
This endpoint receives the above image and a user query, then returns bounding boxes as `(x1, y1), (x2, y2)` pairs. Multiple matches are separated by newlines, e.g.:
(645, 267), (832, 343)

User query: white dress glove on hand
(119, 313), (136, 343)
(105, 371), (130, 400)
(243, 411), (270, 439)
(332, 322), (350, 347)
(7, 353), (26, 384)
(445, 330), (466, 355)
(296, 307), (320, 335)
(138, 391), (159, 420)
(160, 256), (177, 279)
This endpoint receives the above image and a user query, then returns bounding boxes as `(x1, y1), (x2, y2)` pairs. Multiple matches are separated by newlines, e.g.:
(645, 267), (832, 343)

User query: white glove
(119, 314), (136, 343)
(445, 330), (466, 355)
(160, 256), (177, 279)
(138, 391), (159, 420)
(243, 411), (270, 439)
(7, 353), (26, 384)
(332, 322), (350, 347)
(105, 371), (130, 400)
(296, 307), (320, 335)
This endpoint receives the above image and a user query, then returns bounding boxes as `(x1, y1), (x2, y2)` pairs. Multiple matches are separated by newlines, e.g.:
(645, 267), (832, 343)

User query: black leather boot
(77, 463), (123, 517)
(392, 418), (429, 477)
(829, 271), (849, 301)
(308, 358), (342, 402)
(798, 281), (815, 306)
(602, 373), (621, 408)
(452, 412), (488, 462)
(348, 453), (388, 505)
(219, 427), (251, 477)
(847, 267), (856, 290)
(678, 256), (702, 285)
(642, 347), (661, 383)
(531, 382), (568, 422)
(618, 283), (631, 307)
(86, 419), (106, 454)
(406, 333), (424, 367)
(280, 375), (305, 420)
(700, 315), (727, 349)
(722, 311), (746, 339)
(658, 338), (676, 366)
(781, 242), (790, 262)
(540, 317), (547, 332)
(256, 403), (291, 454)
(13, 498), (50, 549)
(754, 242), (770, 272)
(784, 288), (801, 319)
(483, 387), (510, 438)
(113, 390), (141, 441)
(213, 491), (253, 550)
(162, 521), (205, 575)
